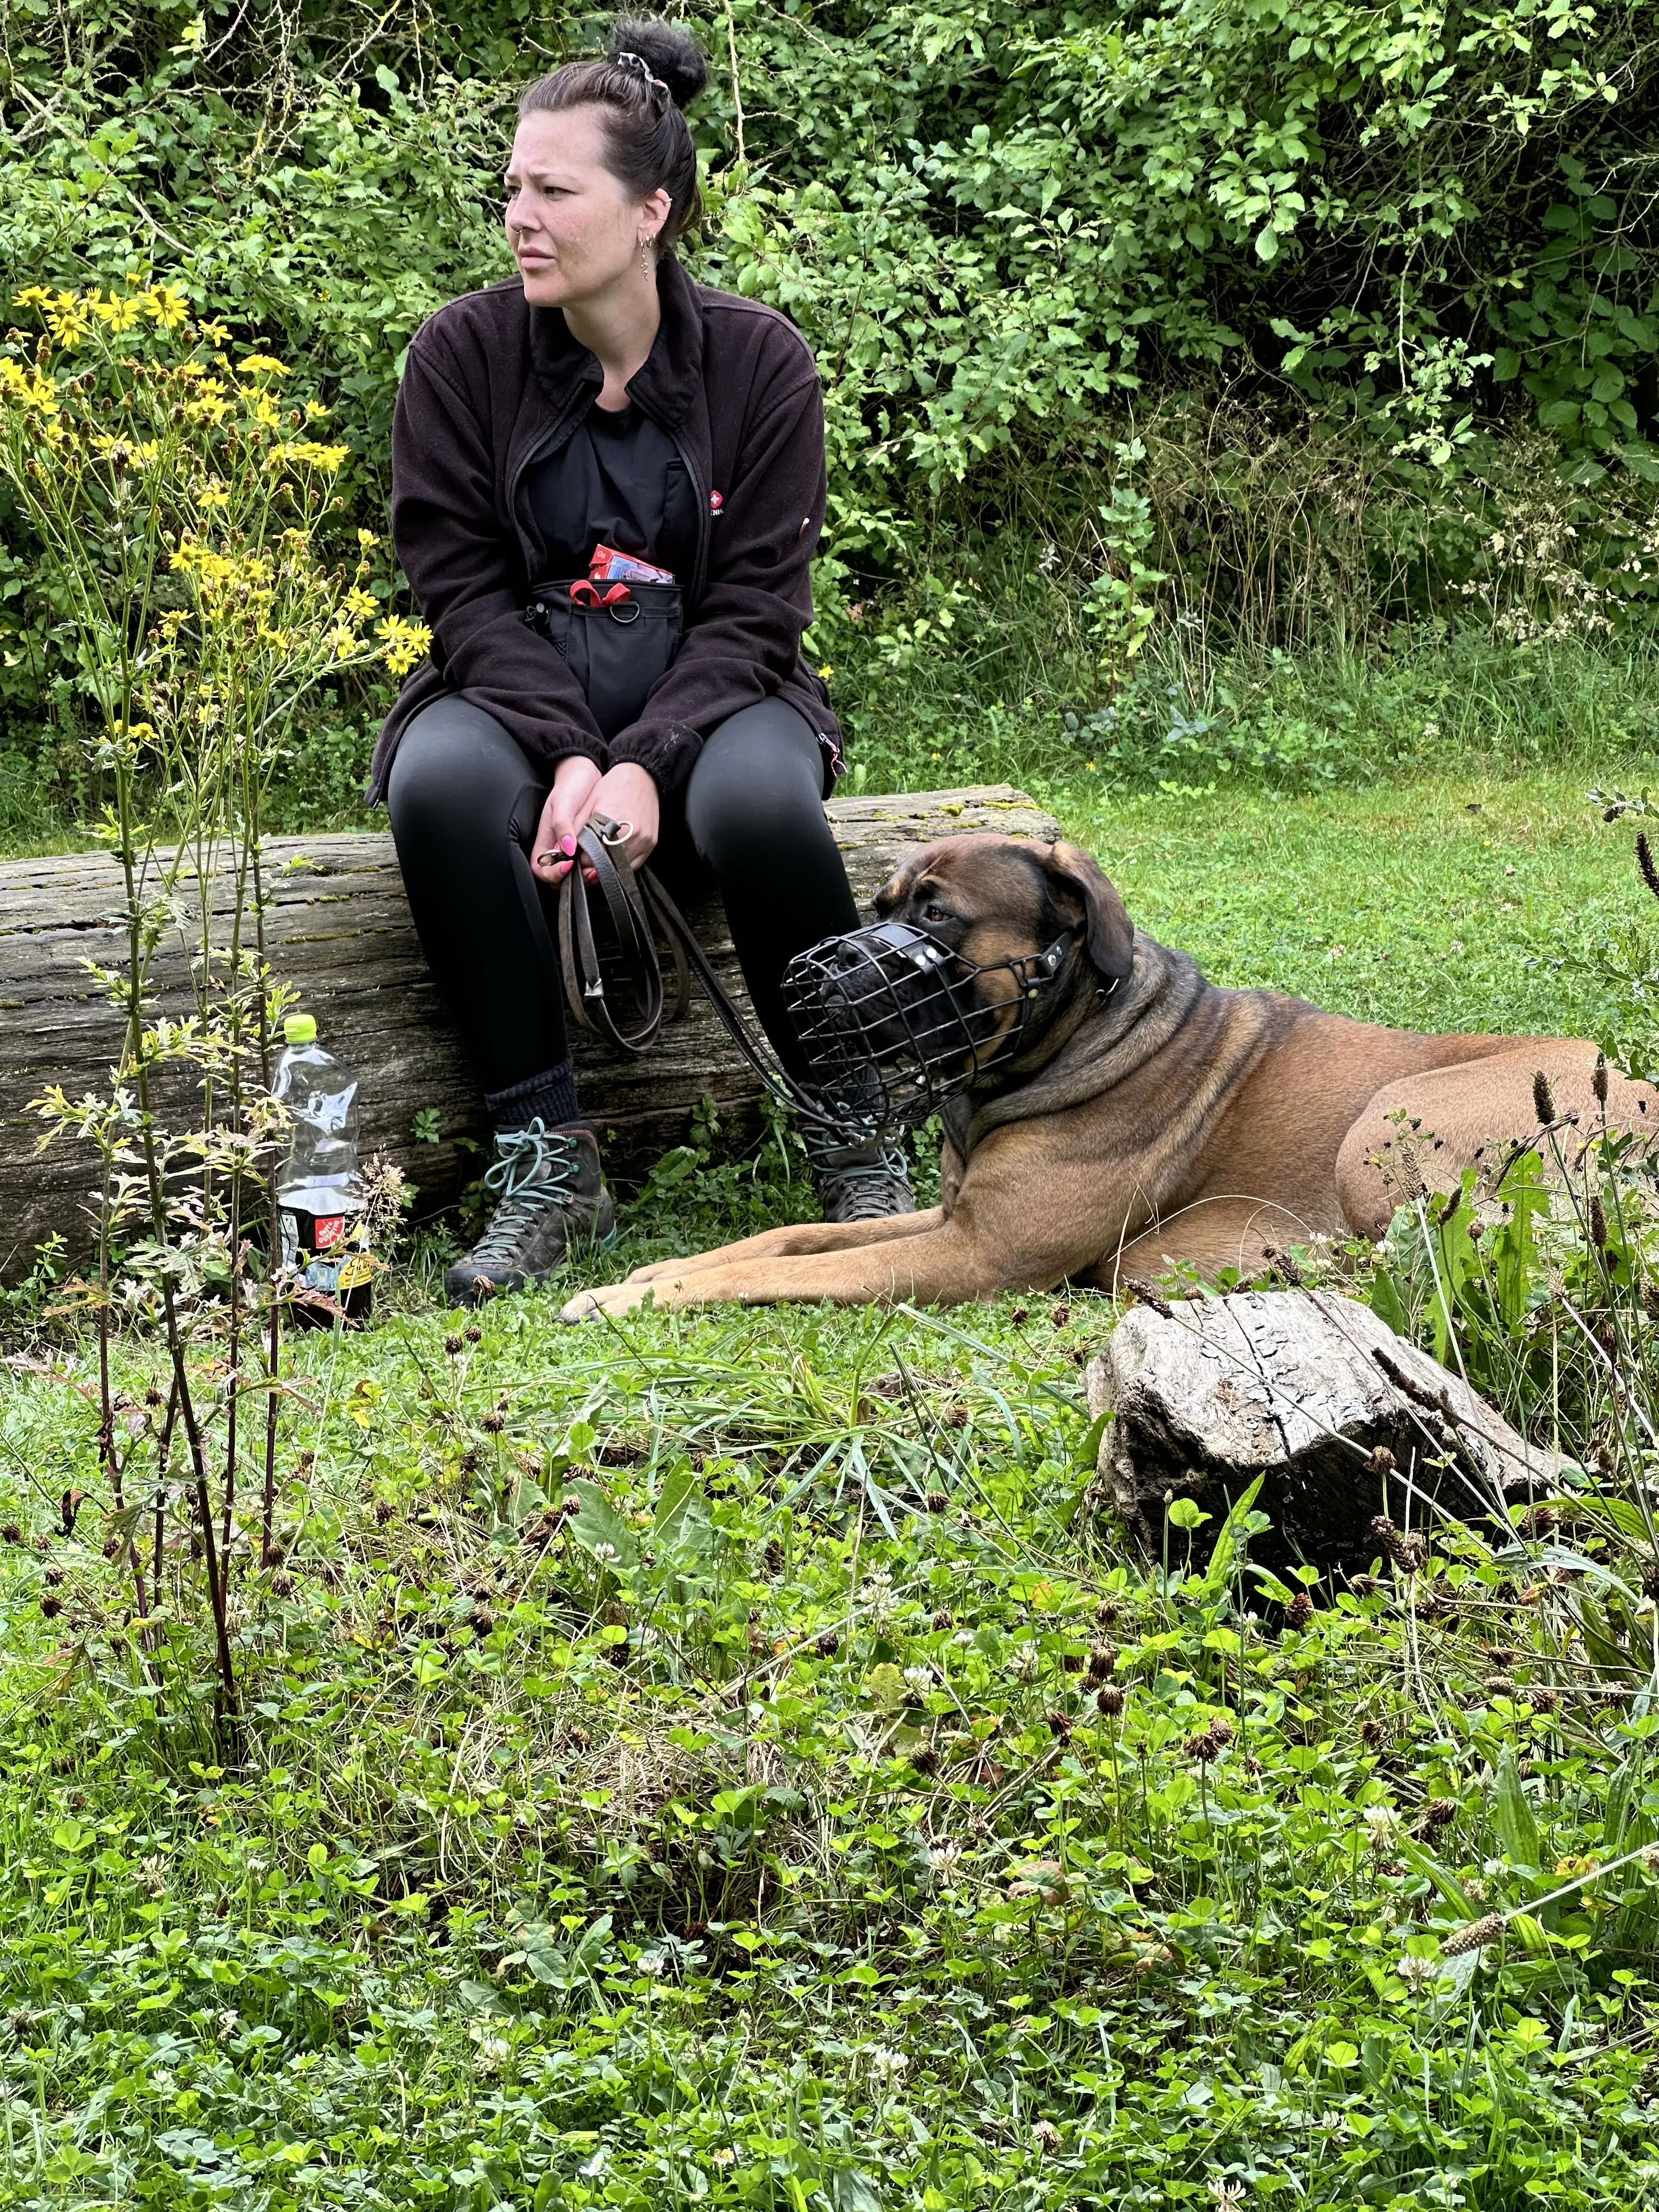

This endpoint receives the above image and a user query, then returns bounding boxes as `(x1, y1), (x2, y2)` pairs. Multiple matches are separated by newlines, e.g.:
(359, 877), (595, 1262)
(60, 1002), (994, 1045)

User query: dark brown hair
(518, 18), (708, 250)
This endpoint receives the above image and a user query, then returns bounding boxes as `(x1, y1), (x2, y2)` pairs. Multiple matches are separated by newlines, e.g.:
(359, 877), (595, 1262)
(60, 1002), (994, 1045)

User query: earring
(640, 236), (655, 278)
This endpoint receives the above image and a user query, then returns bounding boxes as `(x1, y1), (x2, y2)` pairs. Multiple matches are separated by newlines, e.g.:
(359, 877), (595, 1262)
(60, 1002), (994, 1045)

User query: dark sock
(485, 1056), (582, 1134)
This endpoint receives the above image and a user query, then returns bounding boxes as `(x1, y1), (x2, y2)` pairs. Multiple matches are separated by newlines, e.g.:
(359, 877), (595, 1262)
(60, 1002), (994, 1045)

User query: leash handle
(554, 815), (841, 1128)
(555, 819), (687, 1056)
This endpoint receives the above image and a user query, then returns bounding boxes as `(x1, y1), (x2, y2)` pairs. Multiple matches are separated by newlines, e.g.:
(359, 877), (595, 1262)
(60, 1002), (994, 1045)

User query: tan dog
(562, 834), (1656, 1318)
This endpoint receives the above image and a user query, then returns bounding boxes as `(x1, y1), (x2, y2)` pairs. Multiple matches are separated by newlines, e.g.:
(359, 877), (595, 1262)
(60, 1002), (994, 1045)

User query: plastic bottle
(272, 1012), (373, 1322)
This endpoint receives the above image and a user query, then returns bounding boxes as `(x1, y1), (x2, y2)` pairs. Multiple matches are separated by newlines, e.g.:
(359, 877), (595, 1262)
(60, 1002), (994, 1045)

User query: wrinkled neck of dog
(970, 931), (1106, 1094)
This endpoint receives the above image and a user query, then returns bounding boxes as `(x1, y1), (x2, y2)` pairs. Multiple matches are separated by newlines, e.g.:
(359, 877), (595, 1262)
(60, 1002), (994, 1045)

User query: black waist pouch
(523, 579), (682, 742)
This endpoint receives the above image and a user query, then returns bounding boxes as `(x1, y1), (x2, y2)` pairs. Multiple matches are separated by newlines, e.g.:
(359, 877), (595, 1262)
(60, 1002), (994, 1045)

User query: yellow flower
(235, 354), (290, 379)
(818, 664), (834, 682)
(343, 586), (377, 623)
(0, 359), (58, 414)
(267, 438), (348, 472)
(89, 291), (145, 333)
(357, 528), (380, 550)
(45, 298), (91, 349)
(377, 613), (433, 676)
(11, 286), (53, 311)
(144, 285), (190, 330)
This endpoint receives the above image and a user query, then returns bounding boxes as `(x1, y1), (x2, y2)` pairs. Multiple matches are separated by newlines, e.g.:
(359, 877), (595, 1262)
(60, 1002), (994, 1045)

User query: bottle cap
(283, 1013), (317, 1046)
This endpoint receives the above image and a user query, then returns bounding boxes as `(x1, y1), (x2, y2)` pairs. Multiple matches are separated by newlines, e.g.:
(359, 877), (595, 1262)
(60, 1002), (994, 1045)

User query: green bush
(3, 0), (1659, 816)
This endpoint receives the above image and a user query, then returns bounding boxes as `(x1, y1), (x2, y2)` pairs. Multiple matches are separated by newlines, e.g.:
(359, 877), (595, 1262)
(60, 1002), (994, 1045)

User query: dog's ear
(874, 860), (918, 918)
(1043, 841), (1134, 984)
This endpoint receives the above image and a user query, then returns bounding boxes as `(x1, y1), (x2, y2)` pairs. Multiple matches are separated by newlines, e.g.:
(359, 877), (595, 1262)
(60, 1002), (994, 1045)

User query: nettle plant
(0, 284), (426, 1752)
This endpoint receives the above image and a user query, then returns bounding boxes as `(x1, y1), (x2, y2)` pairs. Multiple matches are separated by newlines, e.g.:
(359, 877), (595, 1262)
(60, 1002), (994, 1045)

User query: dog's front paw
(622, 1257), (676, 1284)
(560, 1280), (650, 1324)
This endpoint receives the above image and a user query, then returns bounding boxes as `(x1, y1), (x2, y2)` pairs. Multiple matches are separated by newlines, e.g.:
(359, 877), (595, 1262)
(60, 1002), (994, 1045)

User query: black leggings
(387, 696), (860, 1114)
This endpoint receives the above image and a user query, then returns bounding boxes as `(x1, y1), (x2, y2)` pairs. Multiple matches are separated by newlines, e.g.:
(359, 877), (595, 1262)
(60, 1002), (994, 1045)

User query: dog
(561, 833), (1657, 1318)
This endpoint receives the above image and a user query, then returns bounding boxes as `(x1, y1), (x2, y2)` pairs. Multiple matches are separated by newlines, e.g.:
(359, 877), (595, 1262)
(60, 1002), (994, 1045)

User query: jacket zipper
(511, 376), (709, 608)
(508, 384), (594, 583)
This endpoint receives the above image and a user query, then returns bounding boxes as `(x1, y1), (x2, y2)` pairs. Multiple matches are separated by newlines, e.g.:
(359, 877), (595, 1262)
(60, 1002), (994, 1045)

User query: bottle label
(277, 1207), (375, 1317)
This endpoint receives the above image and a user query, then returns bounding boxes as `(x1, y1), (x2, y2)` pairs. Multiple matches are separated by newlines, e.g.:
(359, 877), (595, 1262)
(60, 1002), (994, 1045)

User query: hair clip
(613, 49), (670, 98)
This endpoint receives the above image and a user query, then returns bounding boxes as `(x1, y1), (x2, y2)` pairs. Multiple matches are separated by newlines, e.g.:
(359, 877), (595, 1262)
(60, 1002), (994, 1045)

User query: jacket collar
(524, 255), (706, 432)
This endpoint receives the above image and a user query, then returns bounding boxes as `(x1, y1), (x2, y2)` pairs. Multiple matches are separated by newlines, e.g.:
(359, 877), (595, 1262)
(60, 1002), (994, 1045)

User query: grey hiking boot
(804, 1125), (916, 1224)
(445, 1121), (616, 1308)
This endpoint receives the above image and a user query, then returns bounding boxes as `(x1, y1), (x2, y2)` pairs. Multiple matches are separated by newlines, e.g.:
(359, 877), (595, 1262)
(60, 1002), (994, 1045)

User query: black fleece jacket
(368, 256), (840, 803)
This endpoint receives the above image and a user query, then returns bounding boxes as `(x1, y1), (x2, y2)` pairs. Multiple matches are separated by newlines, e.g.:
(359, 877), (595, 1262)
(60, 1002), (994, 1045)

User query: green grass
(5, 760), (1659, 2210)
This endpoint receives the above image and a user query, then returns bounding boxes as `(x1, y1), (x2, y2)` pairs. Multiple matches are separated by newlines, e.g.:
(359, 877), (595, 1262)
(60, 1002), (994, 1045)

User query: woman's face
(504, 106), (670, 310)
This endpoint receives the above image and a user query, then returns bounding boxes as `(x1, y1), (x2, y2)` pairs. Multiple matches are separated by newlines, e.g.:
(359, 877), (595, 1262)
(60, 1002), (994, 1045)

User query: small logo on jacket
(709, 488), (724, 516)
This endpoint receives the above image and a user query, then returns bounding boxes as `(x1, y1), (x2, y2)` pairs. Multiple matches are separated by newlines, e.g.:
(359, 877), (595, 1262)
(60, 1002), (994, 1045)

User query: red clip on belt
(568, 579), (633, 608)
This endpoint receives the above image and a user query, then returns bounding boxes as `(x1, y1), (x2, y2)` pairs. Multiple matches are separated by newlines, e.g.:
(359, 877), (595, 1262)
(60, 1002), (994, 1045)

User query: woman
(371, 18), (912, 1308)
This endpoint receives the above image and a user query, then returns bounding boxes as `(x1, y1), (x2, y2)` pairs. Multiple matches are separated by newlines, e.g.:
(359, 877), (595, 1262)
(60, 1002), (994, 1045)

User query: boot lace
(816, 1146), (913, 1222)
(469, 1121), (583, 1267)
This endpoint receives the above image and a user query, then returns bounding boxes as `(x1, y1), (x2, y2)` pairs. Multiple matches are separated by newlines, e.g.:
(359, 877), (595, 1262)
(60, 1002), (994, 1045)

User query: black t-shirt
(526, 399), (699, 585)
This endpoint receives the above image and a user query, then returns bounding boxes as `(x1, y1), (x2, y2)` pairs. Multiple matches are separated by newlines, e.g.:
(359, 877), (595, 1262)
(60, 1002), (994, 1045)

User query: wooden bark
(0, 785), (1059, 1278)
(1085, 1289), (1566, 1575)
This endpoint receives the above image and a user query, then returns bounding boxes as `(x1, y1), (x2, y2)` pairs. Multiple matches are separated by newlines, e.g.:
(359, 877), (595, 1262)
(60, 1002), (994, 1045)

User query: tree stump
(0, 785), (1060, 1278)
(1085, 1289), (1568, 1576)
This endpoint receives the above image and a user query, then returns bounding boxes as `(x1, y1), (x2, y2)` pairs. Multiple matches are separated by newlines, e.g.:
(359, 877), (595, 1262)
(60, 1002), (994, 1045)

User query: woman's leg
(387, 698), (610, 1307)
(386, 697), (579, 1130)
(681, 702), (912, 1221)
(680, 699), (859, 1077)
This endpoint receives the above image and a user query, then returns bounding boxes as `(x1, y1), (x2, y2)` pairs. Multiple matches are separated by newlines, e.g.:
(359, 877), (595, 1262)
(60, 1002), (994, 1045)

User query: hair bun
(606, 16), (708, 109)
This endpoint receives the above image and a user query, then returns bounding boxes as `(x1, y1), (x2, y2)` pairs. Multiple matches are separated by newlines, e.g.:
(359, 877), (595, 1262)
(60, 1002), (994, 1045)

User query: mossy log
(0, 785), (1060, 1278)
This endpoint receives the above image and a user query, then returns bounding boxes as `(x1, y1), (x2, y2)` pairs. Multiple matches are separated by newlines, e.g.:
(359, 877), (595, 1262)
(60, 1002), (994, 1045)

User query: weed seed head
(1442, 1911), (1504, 1956)
(1097, 1683), (1126, 1718)
(1285, 1590), (1314, 1630)
(1532, 1070), (1556, 1125)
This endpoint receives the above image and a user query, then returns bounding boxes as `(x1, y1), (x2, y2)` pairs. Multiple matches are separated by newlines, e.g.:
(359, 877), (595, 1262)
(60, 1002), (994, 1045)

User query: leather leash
(554, 814), (841, 1129)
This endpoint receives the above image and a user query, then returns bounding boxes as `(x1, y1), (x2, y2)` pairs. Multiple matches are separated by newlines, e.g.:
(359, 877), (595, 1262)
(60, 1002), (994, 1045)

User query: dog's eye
(922, 901), (950, 925)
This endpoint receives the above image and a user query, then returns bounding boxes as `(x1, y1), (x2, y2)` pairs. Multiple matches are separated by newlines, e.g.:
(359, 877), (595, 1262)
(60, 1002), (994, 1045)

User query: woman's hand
(532, 757), (660, 884)
(531, 756), (603, 885)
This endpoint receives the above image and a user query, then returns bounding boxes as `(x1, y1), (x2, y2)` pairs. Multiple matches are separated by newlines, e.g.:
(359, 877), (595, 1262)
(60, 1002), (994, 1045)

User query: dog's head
(873, 833), (1135, 1052)
(782, 835), (1135, 1133)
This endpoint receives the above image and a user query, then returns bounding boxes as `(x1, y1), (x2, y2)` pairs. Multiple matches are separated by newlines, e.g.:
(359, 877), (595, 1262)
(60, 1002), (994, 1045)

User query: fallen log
(0, 784), (1060, 1278)
(1085, 1289), (1568, 1576)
